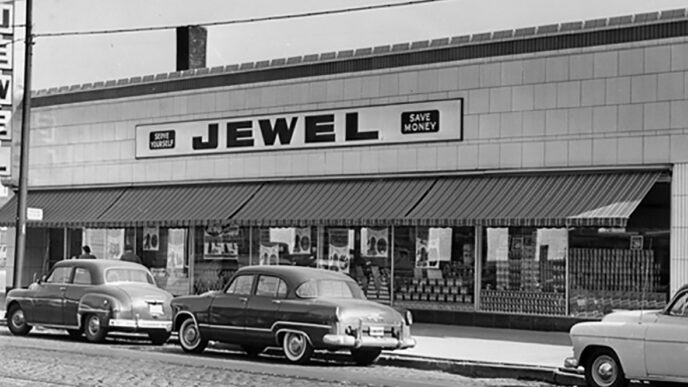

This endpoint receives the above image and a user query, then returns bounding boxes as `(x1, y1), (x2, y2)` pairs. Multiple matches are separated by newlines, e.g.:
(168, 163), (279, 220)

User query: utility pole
(13, 0), (33, 288)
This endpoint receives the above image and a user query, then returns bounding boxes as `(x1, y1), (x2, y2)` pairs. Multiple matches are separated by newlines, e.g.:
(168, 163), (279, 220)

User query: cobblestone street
(0, 329), (556, 387)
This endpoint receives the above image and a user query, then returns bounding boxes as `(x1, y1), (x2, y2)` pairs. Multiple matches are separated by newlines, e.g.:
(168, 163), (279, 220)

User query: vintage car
(171, 265), (415, 365)
(558, 285), (688, 387)
(5, 259), (173, 345)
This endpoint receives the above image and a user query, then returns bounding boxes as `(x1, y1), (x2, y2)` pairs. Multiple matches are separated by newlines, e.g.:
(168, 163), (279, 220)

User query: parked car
(5, 259), (173, 345)
(171, 265), (415, 365)
(557, 285), (688, 387)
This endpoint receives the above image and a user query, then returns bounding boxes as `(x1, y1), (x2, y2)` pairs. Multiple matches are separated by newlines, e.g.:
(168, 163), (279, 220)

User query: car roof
(236, 265), (353, 283)
(53, 259), (147, 270)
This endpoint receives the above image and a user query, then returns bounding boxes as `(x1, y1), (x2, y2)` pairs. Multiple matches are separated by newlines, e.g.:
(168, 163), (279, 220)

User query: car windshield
(104, 268), (155, 285)
(295, 279), (365, 299)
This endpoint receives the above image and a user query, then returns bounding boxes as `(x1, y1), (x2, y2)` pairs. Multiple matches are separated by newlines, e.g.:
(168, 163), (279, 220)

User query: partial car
(5, 259), (173, 345)
(557, 285), (688, 387)
(171, 265), (415, 365)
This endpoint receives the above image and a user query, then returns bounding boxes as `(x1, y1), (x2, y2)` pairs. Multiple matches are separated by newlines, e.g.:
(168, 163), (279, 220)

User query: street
(0, 328), (556, 387)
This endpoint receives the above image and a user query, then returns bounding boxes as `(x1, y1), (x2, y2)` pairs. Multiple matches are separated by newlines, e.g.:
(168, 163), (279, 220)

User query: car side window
(226, 275), (254, 295)
(255, 275), (288, 298)
(45, 267), (72, 284)
(668, 292), (688, 317)
(72, 268), (92, 285)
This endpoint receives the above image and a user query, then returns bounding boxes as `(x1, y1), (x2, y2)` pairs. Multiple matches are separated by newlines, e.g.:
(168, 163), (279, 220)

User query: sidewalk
(0, 300), (579, 385)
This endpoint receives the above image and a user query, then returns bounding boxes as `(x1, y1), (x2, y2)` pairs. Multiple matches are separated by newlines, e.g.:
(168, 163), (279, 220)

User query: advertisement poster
(360, 227), (389, 258)
(326, 228), (350, 273)
(415, 227), (452, 268)
(259, 244), (279, 266)
(203, 225), (239, 260)
(167, 228), (186, 269)
(143, 227), (160, 251)
(106, 229), (124, 260)
(293, 227), (311, 254)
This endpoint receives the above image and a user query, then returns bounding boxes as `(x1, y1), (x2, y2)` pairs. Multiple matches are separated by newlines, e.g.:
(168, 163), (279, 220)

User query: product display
(480, 290), (566, 315)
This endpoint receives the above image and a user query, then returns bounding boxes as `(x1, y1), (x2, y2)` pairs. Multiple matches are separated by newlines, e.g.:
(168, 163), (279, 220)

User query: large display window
(394, 226), (475, 311)
(193, 225), (249, 294)
(480, 227), (567, 315)
(252, 227), (317, 267)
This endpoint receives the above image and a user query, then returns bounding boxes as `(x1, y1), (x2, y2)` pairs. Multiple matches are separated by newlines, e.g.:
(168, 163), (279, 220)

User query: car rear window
(104, 268), (155, 285)
(295, 279), (364, 299)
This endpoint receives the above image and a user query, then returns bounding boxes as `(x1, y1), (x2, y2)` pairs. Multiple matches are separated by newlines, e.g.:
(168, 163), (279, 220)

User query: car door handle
(272, 300), (281, 305)
(59, 286), (67, 291)
(239, 297), (248, 303)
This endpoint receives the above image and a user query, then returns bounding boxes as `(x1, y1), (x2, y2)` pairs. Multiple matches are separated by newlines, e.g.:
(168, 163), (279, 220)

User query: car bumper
(552, 357), (586, 386)
(322, 334), (416, 349)
(108, 318), (172, 331)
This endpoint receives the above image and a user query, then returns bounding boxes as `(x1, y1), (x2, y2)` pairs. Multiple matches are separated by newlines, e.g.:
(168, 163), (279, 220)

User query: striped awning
(94, 183), (262, 227)
(406, 171), (662, 227)
(230, 178), (435, 226)
(0, 188), (126, 228)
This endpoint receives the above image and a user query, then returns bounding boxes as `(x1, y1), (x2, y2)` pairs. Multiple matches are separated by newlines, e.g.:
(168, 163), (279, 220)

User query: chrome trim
(109, 318), (172, 331)
(200, 320), (331, 332)
(35, 323), (81, 330)
(322, 333), (416, 349)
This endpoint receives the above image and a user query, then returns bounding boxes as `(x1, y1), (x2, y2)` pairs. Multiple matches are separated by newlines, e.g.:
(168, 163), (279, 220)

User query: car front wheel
(350, 348), (382, 366)
(148, 331), (171, 345)
(178, 318), (208, 353)
(585, 348), (627, 387)
(282, 331), (313, 364)
(84, 314), (108, 343)
(7, 305), (32, 336)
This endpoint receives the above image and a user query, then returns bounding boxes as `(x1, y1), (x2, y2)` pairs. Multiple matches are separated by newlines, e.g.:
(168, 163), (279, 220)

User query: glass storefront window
(193, 225), (249, 294)
(82, 228), (125, 260)
(394, 226), (475, 311)
(253, 227), (317, 267)
(568, 227), (670, 318)
(358, 227), (391, 303)
(480, 227), (567, 316)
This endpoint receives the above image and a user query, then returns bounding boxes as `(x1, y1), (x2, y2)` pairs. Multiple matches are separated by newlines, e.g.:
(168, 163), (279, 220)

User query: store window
(480, 227), (567, 315)
(82, 228), (125, 260)
(393, 227), (475, 311)
(193, 225), (249, 294)
(253, 227), (316, 267)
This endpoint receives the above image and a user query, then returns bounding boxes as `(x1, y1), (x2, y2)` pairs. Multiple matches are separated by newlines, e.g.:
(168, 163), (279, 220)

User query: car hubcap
(183, 323), (199, 347)
(287, 333), (305, 357)
(592, 355), (617, 387)
(88, 316), (100, 335)
(12, 309), (25, 328)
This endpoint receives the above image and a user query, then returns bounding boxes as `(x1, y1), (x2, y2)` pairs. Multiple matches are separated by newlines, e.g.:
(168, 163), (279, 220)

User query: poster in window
(360, 227), (389, 258)
(259, 243), (279, 265)
(293, 227), (311, 254)
(167, 228), (186, 269)
(106, 229), (124, 260)
(326, 228), (350, 273)
(203, 225), (239, 260)
(143, 227), (160, 251)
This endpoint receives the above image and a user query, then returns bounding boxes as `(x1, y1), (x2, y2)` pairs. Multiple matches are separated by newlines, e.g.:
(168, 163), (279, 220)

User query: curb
(0, 318), (581, 385)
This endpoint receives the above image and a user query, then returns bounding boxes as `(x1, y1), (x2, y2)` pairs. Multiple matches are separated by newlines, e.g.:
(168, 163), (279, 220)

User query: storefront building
(1, 9), (687, 329)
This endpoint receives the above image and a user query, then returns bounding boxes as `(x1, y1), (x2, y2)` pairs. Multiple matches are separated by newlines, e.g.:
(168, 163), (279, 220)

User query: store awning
(95, 183), (262, 227)
(230, 178), (435, 226)
(406, 171), (662, 227)
(0, 188), (126, 228)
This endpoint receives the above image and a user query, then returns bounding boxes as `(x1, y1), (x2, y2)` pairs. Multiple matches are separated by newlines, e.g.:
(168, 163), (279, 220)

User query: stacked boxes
(480, 290), (566, 315)
(396, 277), (473, 305)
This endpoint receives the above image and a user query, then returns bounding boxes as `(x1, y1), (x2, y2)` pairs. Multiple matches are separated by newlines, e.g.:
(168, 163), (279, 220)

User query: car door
(62, 266), (94, 328)
(208, 274), (254, 342)
(644, 290), (688, 378)
(243, 275), (288, 344)
(31, 266), (73, 325)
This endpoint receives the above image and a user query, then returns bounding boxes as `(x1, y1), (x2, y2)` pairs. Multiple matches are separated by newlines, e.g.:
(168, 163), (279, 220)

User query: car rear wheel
(148, 331), (171, 345)
(282, 331), (313, 364)
(585, 348), (627, 387)
(84, 314), (108, 343)
(242, 345), (265, 358)
(178, 318), (208, 353)
(350, 348), (382, 366)
(7, 305), (32, 336)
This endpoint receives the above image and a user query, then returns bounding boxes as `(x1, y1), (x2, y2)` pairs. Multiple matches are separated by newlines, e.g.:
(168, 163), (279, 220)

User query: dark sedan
(171, 265), (415, 365)
(5, 259), (173, 344)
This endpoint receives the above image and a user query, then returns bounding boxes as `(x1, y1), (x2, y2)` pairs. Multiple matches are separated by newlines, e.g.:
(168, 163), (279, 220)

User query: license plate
(369, 326), (384, 337)
(149, 304), (163, 315)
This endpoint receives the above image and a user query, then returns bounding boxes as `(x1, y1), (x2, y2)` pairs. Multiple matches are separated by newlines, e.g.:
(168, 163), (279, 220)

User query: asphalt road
(0, 327), (557, 387)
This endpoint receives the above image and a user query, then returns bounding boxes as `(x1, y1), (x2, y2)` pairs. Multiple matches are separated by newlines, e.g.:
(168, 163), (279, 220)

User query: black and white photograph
(0, 0), (686, 386)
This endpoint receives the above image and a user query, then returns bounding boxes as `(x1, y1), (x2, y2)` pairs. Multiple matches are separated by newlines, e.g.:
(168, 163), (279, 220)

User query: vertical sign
(0, 2), (13, 176)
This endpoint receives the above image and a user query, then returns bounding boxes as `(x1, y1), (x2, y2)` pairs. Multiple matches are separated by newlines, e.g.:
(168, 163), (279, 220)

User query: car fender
(5, 288), (38, 322)
(77, 293), (119, 326)
(572, 321), (647, 380)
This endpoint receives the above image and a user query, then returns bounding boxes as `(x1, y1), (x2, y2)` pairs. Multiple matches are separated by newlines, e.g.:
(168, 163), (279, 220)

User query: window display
(254, 227), (317, 267)
(359, 227), (391, 304)
(480, 227), (566, 316)
(193, 226), (250, 293)
(394, 227), (475, 311)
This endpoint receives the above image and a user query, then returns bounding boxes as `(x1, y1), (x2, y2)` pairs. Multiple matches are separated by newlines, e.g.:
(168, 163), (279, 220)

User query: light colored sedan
(6, 259), (173, 344)
(557, 285), (688, 387)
